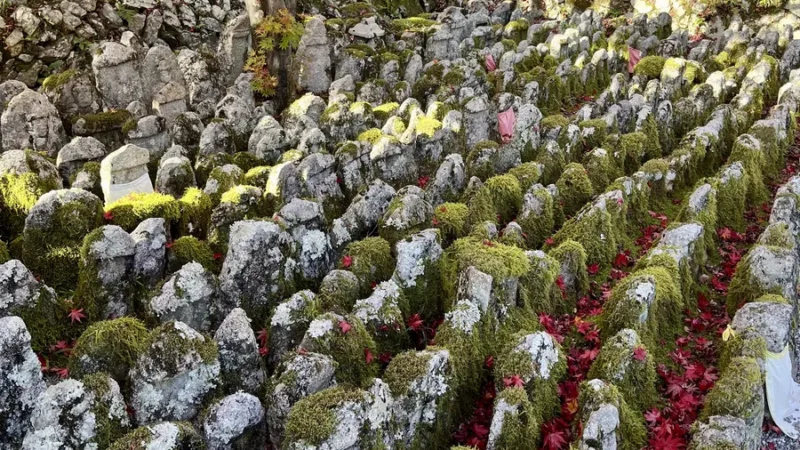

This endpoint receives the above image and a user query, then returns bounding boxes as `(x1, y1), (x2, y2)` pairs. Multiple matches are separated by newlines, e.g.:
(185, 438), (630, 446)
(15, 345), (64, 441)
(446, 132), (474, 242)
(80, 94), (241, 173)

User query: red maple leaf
(379, 352), (393, 364)
(503, 375), (524, 388)
(407, 313), (424, 331)
(541, 419), (569, 450)
(613, 251), (630, 269)
(103, 211), (114, 221)
(52, 367), (69, 378)
(555, 275), (567, 298)
(649, 436), (685, 450)
(644, 408), (661, 424)
(417, 176), (430, 188)
(213, 252), (223, 260)
(633, 346), (647, 361)
(432, 217), (440, 226)
(342, 255), (353, 268)
(482, 239), (496, 247)
(165, 241), (174, 249)
(485, 355), (494, 369)
(471, 422), (489, 438)
(587, 263), (599, 275)
(67, 308), (86, 324)
(257, 329), (268, 347)
(545, 237), (555, 246)
(259, 346), (269, 357)
(297, 347), (308, 355)
(364, 347), (374, 364)
(718, 227), (734, 241)
(338, 320), (351, 334)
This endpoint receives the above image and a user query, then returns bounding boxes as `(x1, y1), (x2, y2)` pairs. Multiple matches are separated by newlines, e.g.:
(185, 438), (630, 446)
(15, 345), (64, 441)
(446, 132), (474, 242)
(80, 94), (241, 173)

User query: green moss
(555, 163), (593, 218)
(541, 114), (569, 130)
(73, 110), (133, 134)
(495, 331), (566, 424)
(442, 69), (465, 86)
(584, 149), (620, 193)
(549, 239), (588, 303)
(491, 387), (540, 449)
(178, 187), (212, 239)
(549, 196), (623, 268)
(0, 166), (61, 239)
(440, 237), (530, 307)
(384, 350), (433, 397)
(700, 357), (763, 421)
(341, 237), (394, 296)
(508, 163), (541, 192)
(718, 332), (766, 374)
(69, 317), (149, 382)
(243, 165), (272, 188)
(599, 267), (683, 356)
(414, 116), (442, 138)
(633, 56), (666, 79)
(0, 239), (8, 264)
(168, 236), (216, 273)
(517, 187), (554, 249)
(577, 381), (647, 450)
(205, 165), (242, 205)
(357, 128), (384, 145)
(231, 152), (265, 173)
(391, 17), (437, 32)
(81, 373), (130, 447)
(579, 119), (609, 151)
(22, 191), (104, 291)
(302, 313), (379, 387)
(284, 386), (366, 447)
(105, 192), (181, 231)
(373, 102), (400, 121)
(587, 331), (658, 412)
(467, 174), (523, 227)
(617, 132), (650, 174)
(316, 271), (361, 313)
(41, 68), (77, 92)
(434, 203), (469, 241)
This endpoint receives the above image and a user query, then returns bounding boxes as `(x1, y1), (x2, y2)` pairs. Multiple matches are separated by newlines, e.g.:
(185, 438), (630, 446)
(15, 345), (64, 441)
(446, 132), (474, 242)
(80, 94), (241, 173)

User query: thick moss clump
(22, 191), (105, 291)
(577, 381), (647, 450)
(716, 165), (748, 232)
(0, 170), (60, 239)
(0, 239), (8, 264)
(495, 331), (566, 425)
(490, 387), (540, 449)
(584, 149), (620, 193)
(466, 140), (500, 181)
(633, 56), (666, 79)
(73, 110), (132, 134)
(599, 267), (684, 354)
(316, 270), (361, 313)
(302, 313), (379, 387)
(718, 331), (766, 374)
(341, 237), (394, 295)
(555, 163), (593, 218)
(356, 128), (385, 144)
(167, 236), (217, 273)
(587, 331), (658, 412)
(728, 136), (769, 205)
(518, 251), (562, 315)
(243, 165), (272, 188)
(142, 321), (218, 376)
(69, 317), (149, 382)
(434, 202), (469, 241)
(578, 119), (609, 151)
(548, 239), (588, 303)
(384, 350), (434, 397)
(726, 245), (790, 315)
(508, 163), (541, 192)
(178, 187), (212, 239)
(105, 192), (181, 231)
(440, 237), (530, 307)
(284, 386), (366, 447)
(700, 357), (763, 421)
(468, 174), (523, 227)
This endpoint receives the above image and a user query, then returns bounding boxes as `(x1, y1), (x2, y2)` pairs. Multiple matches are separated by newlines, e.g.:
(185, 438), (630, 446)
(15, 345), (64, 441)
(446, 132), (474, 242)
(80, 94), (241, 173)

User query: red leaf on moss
(259, 346), (269, 357)
(417, 176), (430, 188)
(165, 241), (174, 249)
(257, 329), (268, 346)
(407, 313), (424, 331)
(541, 418), (569, 450)
(338, 320), (351, 334)
(364, 347), (374, 364)
(485, 355), (494, 369)
(503, 375), (524, 388)
(379, 352), (393, 364)
(103, 211), (114, 221)
(633, 346), (647, 361)
(587, 263), (599, 275)
(213, 252), (223, 260)
(52, 367), (69, 378)
(342, 255), (353, 268)
(612, 251), (630, 269)
(432, 217), (440, 226)
(545, 237), (555, 246)
(67, 308), (86, 324)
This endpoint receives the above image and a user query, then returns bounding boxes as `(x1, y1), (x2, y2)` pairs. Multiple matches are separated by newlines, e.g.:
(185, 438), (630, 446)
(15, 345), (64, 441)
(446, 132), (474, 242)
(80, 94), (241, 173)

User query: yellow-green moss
(599, 267), (684, 357)
(433, 202), (469, 241)
(414, 116), (442, 138)
(440, 237), (530, 307)
(579, 119), (609, 151)
(243, 166), (272, 188)
(302, 313), (379, 387)
(384, 350), (434, 397)
(726, 245), (790, 315)
(168, 236), (216, 273)
(178, 187), (212, 239)
(81, 373), (130, 447)
(587, 332), (658, 412)
(0, 169), (61, 239)
(467, 174), (523, 227)
(316, 271), (362, 313)
(284, 386), (366, 447)
(341, 237), (394, 296)
(555, 163), (593, 218)
(72, 110), (133, 134)
(729, 136), (769, 206)
(69, 317), (149, 382)
(105, 192), (181, 231)
(700, 357), (763, 421)
(357, 128), (385, 145)
(492, 387), (541, 449)
(633, 56), (666, 79)
(577, 381), (647, 450)
(584, 149), (620, 193)
(373, 102), (400, 121)
(508, 162), (541, 192)
(495, 331), (566, 425)
(718, 332), (766, 374)
(548, 239), (588, 303)
(0, 239), (8, 264)
(109, 422), (203, 450)
(41, 68), (78, 92)
(142, 321), (218, 376)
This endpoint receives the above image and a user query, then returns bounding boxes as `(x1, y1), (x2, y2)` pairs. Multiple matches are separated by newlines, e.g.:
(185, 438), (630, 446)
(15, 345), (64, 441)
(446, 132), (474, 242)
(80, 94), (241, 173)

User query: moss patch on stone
(341, 237), (394, 296)
(284, 386), (366, 447)
(105, 192), (181, 232)
(69, 317), (149, 383)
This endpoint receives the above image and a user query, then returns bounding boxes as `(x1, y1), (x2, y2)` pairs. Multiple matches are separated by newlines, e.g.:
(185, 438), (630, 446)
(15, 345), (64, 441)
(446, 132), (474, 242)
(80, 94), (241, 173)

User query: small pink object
(485, 54), (496, 72)
(628, 47), (642, 74)
(498, 108), (515, 144)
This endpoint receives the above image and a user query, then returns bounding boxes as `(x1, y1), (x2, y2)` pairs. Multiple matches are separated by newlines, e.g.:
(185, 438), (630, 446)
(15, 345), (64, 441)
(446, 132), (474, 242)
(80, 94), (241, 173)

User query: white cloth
(766, 345), (800, 439)
(103, 172), (154, 205)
